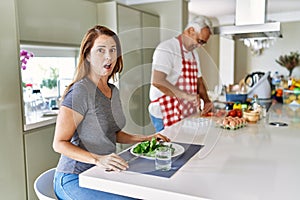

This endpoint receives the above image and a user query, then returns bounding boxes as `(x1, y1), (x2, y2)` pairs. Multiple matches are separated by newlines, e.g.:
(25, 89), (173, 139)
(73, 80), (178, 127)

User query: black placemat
(119, 143), (204, 178)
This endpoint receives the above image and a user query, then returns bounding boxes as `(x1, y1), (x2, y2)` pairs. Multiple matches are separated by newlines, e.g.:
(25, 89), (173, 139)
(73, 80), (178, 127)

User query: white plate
(130, 143), (185, 160)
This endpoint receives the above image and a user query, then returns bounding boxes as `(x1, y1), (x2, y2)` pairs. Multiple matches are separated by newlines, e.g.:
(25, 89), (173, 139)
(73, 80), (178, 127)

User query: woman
(53, 25), (170, 200)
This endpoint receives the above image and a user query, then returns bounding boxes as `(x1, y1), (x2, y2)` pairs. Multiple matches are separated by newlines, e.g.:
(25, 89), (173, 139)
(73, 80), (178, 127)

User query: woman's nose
(105, 52), (112, 60)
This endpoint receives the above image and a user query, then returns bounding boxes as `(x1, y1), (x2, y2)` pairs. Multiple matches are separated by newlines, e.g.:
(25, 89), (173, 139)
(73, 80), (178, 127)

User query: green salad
(132, 137), (175, 157)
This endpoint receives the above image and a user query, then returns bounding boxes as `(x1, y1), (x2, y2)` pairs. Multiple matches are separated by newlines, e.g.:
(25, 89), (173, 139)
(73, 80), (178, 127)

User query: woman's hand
(95, 153), (128, 172)
(145, 133), (171, 143)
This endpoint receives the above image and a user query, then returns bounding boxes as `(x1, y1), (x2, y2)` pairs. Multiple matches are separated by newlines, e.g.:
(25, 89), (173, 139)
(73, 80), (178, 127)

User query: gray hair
(185, 15), (213, 34)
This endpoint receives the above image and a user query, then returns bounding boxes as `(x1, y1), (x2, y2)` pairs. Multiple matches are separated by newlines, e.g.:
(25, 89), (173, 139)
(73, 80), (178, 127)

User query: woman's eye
(110, 48), (117, 53)
(98, 48), (105, 53)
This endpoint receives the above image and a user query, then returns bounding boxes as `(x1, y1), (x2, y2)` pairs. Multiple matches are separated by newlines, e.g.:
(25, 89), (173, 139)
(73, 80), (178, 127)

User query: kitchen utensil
(126, 155), (141, 163)
(246, 71), (272, 100)
(105, 155), (141, 172)
(225, 92), (248, 103)
(243, 110), (260, 123)
(245, 71), (265, 87)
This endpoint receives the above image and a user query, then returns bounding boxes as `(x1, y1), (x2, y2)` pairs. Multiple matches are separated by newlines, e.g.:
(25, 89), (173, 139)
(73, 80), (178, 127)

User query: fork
(105, 155), (141, 172)
(126, 155), (141, 163)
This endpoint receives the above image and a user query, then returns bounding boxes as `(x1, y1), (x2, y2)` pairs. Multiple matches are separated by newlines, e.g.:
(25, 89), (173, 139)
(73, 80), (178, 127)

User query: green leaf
(133, 145), (142, 153)
(149, 137), (157, 151)
(140, 141), (150, 153)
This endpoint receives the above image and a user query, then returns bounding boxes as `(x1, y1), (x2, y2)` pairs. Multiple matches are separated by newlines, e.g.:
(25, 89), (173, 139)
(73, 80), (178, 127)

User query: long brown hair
(62, 25), (123, 100)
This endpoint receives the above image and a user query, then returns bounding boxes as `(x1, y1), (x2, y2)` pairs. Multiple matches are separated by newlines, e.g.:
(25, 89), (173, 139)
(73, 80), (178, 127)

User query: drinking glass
(155, 146), (172, 171)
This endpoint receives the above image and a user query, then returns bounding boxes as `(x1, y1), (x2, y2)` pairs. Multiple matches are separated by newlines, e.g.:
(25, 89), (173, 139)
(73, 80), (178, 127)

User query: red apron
(153, 35), (198, 127)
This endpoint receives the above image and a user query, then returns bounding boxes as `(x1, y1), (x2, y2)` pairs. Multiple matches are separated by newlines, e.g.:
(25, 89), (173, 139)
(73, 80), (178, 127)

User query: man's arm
(197, 77), (213, 113)
(152, 70), (186, 98)
(152, 70), (200, 104)
(197, 77), (210, 102)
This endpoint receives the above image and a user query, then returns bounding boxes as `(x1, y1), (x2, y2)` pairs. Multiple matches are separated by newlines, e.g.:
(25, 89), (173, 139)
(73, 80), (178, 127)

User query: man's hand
(201, 101), (214, 115)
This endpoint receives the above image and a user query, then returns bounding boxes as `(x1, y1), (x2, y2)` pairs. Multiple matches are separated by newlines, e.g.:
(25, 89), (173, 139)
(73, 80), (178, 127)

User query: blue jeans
(149, 114), (164, 132)
(54, 171), (137, 200)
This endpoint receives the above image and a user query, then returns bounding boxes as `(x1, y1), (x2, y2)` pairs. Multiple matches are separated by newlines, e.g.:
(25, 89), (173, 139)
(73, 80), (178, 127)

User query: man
(148, 15), (213, 132)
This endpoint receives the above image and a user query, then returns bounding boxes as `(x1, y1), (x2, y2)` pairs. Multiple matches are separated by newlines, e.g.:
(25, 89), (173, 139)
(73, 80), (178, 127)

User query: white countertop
(23, 110), (58, 131)
(79, 103), (300, 200)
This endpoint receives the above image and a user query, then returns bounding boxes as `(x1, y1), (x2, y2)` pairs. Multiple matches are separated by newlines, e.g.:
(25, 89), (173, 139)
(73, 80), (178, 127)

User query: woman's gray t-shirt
(56, 77), (126, 174)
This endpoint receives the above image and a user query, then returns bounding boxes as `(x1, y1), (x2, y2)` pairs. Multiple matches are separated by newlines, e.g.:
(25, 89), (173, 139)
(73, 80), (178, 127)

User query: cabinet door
(142, 13), (160, 134)
(118, 5), (144, 135)
(24, 125), (60, 200)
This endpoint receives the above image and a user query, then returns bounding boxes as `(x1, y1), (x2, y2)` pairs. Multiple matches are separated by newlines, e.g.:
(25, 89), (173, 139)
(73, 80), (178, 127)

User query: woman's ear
(86, 54), (90, 62)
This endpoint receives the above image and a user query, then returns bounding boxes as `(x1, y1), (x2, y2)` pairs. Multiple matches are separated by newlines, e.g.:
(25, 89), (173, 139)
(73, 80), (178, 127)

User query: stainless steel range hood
(213, 0), (282, 40)
(214, 21), (282, 40)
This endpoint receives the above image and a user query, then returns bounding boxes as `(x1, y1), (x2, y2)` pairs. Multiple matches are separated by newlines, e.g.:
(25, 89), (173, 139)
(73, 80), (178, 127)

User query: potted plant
(276, 51), (300, 76)
(40, 67), (58, 89)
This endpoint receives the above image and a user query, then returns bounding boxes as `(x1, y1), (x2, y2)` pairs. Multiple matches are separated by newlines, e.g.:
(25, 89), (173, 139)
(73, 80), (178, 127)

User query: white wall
(0, 0), (26, 199)
(134, 0), (221, 92)
(133, 0), (188, 40)
(219, 37), (235, 85)
(235, 21), (300, 82)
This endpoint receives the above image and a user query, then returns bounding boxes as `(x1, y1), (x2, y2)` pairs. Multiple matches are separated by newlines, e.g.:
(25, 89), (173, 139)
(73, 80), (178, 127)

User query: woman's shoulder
(66, 78), (93, 99)
(73, 77), (94, 90)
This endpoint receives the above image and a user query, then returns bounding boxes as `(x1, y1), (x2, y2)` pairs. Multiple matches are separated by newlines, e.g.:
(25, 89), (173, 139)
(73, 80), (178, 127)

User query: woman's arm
(116, 130), (170, 144)
(53, 106), (128, 171)
(53, 106), (97, 163)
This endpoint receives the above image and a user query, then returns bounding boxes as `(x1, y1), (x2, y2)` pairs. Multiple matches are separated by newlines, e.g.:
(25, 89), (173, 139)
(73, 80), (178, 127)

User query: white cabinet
(0, 1), (27, 199)
(97, 2), (160, 139)
(24, 125), (60, 200)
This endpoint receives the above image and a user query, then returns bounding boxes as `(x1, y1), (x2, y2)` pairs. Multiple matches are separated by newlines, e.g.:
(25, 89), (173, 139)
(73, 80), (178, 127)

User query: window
(20, 44), (79, 130)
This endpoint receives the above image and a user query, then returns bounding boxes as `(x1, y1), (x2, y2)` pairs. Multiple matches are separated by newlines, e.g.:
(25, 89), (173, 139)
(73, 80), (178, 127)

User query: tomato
(235, 109), (243, 118)
(202, 112), (214, 117)
(215, 109), (227, 117)
(227, 110), (237, 117)
(206, 112), (214, 116)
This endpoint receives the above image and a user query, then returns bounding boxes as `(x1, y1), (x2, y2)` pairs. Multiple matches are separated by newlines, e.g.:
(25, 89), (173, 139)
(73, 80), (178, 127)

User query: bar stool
(34, 168), (57, 200)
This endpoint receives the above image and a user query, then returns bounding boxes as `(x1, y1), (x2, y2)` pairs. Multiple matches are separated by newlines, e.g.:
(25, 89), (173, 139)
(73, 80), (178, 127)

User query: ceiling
(188, 0), (300, 25)
(86, 0), (300, 25)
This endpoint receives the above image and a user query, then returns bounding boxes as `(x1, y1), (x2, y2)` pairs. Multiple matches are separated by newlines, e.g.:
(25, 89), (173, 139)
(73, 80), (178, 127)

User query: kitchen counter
(23, 109), (58, 131)
(79, 103), (300, 200)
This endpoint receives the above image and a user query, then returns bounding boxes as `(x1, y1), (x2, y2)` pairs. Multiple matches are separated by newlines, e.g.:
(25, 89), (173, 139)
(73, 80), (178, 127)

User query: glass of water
(155, 146), (172, 171)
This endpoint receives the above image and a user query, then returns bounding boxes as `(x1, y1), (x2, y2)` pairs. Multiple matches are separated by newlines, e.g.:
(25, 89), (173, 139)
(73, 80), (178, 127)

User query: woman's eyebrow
(95, 45), (106, 48)
(95, 45), (116, 48)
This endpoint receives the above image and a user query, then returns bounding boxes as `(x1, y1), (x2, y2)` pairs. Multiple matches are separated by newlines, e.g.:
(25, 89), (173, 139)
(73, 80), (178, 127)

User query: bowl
(226, 92), (248, 103)
(243, 110), (260, 123)
(283, 89), (300, 106)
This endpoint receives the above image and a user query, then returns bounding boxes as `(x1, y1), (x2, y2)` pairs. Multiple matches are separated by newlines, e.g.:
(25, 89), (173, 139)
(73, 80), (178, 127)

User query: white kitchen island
(79, 103), (300, 200)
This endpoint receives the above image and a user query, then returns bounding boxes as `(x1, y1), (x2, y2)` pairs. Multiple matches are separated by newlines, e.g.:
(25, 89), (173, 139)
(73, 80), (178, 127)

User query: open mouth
(103, 63), (111, 69)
